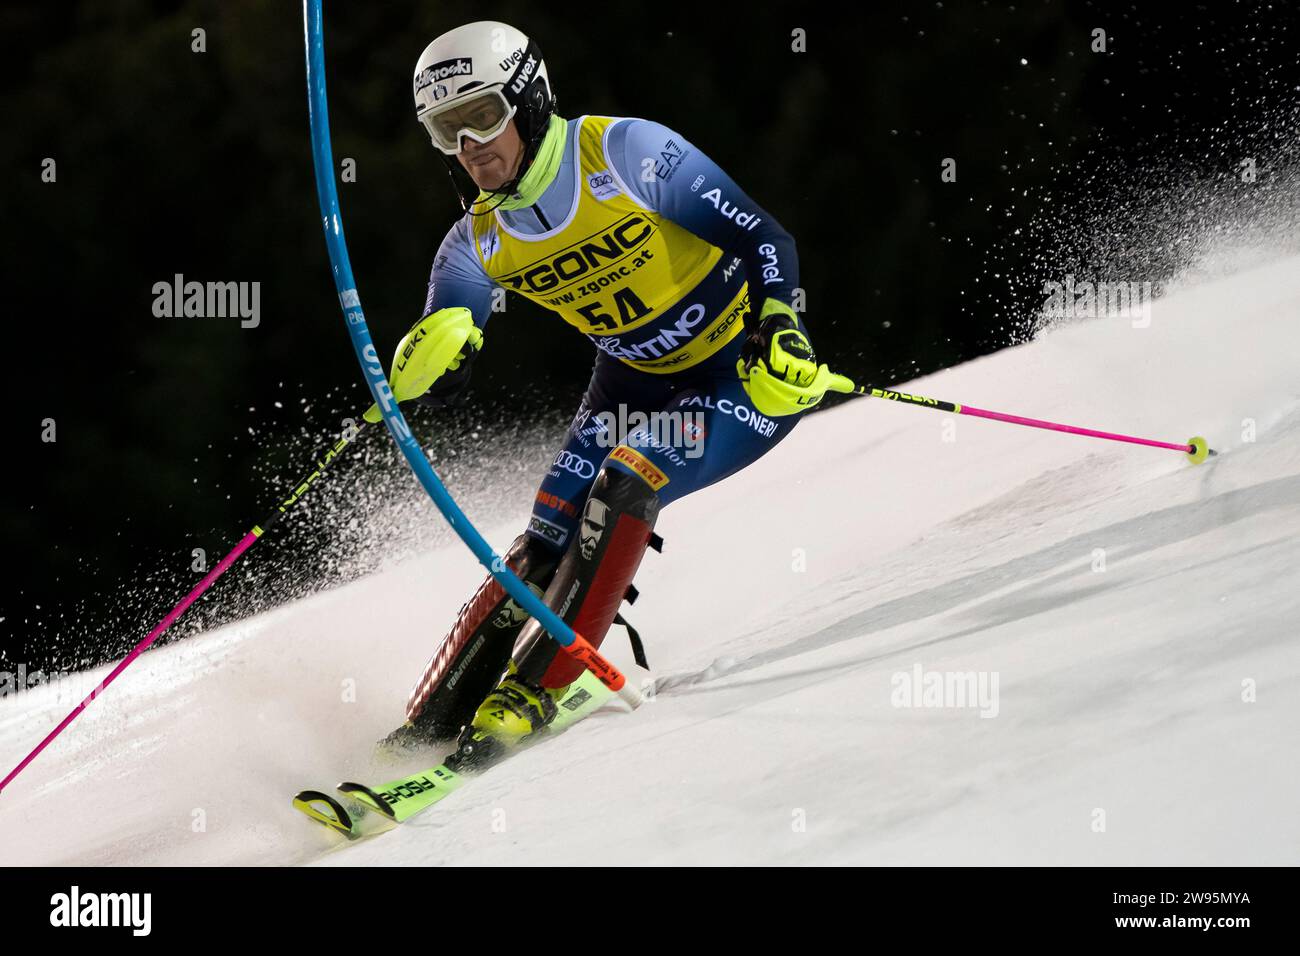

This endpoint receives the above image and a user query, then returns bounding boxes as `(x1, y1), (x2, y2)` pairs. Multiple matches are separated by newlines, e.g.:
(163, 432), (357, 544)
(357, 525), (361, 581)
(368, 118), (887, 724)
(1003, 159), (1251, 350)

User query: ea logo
(553, 451), (595, 479)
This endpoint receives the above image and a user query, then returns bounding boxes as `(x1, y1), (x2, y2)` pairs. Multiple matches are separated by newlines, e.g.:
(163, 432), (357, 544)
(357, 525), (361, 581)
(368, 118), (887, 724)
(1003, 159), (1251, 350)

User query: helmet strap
(437, 151), (495, 215)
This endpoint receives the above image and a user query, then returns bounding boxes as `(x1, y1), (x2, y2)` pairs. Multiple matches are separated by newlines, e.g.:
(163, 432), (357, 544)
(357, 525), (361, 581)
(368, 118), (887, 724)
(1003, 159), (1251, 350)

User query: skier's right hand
(416, 327), (482, 410)
(363, 307), (484, 422)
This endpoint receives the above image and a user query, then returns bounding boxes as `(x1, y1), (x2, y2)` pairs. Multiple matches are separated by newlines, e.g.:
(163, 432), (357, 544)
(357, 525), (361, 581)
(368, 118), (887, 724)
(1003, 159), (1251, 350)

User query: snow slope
(2, 255), (1298, 866)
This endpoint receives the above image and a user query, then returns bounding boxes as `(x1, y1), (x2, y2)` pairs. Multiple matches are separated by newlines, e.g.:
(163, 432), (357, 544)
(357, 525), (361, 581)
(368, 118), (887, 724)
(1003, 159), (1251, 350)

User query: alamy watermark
(0, 667), (117, 722)
(891, 663), (1000, 718)
(50, 886), (151, 936)
(1041, 274), (1156, 328)
(0, 663), (70, 698)
(572, 404), (707, 460)
(152, 273), (260, 328)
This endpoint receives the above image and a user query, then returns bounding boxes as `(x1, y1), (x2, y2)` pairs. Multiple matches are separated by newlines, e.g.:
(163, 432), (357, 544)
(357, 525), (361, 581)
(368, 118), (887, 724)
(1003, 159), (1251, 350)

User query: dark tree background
(2, 1), (1296, 673)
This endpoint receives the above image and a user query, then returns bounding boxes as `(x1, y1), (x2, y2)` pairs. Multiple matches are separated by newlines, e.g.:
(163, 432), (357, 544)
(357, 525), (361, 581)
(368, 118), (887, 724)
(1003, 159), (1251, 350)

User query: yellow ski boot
(449, 667), (570, 770)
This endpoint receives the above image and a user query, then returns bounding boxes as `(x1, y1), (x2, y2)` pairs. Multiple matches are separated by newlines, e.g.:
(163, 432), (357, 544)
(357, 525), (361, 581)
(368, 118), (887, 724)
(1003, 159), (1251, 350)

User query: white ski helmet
(413, 21), (555, 156)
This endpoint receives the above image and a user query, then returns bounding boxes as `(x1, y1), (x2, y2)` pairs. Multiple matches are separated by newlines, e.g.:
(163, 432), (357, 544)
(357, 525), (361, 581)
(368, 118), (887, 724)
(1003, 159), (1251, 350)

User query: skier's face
(458, 120), (525, 191)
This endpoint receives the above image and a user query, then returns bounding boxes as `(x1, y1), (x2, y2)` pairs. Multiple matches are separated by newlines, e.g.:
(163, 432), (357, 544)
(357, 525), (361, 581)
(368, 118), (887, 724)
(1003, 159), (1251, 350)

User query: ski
(292, 668), (618, 841)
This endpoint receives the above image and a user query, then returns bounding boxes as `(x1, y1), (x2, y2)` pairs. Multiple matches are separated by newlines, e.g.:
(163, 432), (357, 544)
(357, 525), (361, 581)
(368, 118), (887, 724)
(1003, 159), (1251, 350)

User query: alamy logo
(50, 886), (152, 936)
(891, 663), (1000, 718)
(588, 406), (706, 460)
(1041, 274), (1155, 328)
(1, 664), (68, 697)
(152, 274), (260, 328)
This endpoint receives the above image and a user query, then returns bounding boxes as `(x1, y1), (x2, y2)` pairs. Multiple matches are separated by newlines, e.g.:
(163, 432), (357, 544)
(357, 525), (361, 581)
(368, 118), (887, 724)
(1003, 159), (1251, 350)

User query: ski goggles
(418, 88), (516, 155)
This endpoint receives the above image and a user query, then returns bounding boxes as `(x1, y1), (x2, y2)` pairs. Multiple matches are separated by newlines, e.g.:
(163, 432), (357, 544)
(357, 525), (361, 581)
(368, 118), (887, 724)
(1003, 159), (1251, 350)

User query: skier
(382, 21), (838, 768)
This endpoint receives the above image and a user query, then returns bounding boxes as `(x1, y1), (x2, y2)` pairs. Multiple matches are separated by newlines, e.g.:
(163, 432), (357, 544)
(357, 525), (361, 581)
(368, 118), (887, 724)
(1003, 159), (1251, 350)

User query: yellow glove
(736, 300), (834, 417)
(364, 307), (483, 423)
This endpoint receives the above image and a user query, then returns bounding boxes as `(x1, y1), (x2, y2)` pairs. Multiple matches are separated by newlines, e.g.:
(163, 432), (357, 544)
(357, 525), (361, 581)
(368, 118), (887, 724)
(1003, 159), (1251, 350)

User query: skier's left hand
(737, 300), (834, 416)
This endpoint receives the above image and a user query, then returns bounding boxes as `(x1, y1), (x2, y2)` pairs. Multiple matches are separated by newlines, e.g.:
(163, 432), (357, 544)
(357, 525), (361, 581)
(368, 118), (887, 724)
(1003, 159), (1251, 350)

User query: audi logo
(552, 451), (596, 478)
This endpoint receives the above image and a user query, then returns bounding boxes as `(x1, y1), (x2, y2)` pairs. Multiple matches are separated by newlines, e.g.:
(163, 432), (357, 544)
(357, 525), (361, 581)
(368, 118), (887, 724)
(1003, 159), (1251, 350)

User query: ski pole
(0, 422), (369, 795)
(825, 373), (1216, 462)
(303, 0), (641, 711)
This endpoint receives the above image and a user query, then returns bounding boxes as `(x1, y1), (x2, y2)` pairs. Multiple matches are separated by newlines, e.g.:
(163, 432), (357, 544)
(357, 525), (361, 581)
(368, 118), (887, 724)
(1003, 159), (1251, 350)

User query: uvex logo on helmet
(414, 57), (473, 95)
(510, 54), (538, 95)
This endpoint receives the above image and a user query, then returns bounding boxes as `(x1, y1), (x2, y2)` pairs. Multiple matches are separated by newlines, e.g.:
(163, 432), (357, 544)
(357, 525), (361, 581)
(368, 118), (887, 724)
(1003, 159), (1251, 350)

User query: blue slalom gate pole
(302, 0), (638, 703)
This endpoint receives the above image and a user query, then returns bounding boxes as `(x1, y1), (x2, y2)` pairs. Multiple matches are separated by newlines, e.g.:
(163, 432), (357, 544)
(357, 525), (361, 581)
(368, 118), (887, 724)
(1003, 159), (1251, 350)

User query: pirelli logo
(611, 446), (669, 490)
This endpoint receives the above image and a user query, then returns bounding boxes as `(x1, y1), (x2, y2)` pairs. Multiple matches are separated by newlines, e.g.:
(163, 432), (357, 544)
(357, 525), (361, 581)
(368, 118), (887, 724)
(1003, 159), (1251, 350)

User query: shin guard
(512, 466), (660, 690)
(403, 534), (558, 739)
